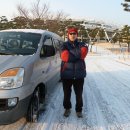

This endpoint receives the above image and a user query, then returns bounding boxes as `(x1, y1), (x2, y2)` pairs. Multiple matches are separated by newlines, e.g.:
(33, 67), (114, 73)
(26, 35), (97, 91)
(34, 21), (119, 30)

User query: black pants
(62, 78), (84, 112)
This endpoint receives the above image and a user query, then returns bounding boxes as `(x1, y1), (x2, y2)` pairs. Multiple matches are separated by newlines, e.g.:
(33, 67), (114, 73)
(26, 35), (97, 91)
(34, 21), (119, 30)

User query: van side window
(40, 36), (55, 57)
(44, 37), (53, 46)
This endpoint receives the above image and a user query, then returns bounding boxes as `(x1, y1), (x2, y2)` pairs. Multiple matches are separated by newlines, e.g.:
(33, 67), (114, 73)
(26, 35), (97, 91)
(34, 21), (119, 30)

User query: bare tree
(17, 3), (30, 19)
(31, 0), (50, 19)
(54, 11), (69, 22)
(17, 0), (50, 20)
(16, 0), (69, 33)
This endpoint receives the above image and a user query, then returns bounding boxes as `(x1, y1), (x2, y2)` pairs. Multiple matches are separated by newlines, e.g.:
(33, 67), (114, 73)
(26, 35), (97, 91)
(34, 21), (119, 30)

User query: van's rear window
(0, 32), (41, 55)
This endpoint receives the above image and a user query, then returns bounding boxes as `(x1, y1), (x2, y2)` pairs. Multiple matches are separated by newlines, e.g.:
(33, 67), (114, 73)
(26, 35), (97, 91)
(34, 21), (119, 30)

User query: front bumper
(0, 95), (32, 125)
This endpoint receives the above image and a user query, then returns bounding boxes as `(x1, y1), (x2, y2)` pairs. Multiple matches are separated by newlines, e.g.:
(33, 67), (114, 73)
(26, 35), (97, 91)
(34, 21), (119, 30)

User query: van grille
(0, 99), (8, 111)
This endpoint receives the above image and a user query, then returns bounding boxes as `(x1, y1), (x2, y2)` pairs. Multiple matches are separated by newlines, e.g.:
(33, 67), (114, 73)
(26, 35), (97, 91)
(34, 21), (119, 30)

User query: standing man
(60, 27), (88, 118)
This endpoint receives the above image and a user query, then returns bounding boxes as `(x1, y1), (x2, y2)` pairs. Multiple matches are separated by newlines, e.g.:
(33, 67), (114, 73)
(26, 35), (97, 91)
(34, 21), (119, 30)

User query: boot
(76, 112), (83, 118)
(63, 109), (71, 117)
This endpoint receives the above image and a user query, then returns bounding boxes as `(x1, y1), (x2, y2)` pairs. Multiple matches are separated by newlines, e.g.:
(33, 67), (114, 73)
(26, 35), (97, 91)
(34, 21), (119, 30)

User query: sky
(0, 0), (130, 27)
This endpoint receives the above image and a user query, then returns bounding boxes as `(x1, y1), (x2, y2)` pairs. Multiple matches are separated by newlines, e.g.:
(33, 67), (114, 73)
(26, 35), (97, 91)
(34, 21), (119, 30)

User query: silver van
(0, 29), (63, 124)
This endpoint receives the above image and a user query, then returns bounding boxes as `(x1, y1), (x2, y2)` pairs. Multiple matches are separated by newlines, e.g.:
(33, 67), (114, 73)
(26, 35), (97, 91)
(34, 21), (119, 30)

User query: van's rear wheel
(26, 89), (40, 122)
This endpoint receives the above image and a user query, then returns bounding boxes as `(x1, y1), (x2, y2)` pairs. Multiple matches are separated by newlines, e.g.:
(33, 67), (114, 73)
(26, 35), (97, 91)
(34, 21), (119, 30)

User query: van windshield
(0, 32), (41, 55)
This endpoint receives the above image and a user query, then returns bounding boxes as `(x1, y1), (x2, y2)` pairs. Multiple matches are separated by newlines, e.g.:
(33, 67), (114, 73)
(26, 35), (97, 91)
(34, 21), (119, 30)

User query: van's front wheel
(26, 89), (40, 122)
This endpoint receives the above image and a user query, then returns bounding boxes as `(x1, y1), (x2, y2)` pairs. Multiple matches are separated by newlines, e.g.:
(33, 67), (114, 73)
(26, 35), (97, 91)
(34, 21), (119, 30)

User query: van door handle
(42, 71), (45, 73)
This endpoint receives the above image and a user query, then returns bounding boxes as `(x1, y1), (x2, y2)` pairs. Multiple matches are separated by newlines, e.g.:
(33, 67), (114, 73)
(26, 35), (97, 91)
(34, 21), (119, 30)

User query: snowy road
(1, 55), (130, 130)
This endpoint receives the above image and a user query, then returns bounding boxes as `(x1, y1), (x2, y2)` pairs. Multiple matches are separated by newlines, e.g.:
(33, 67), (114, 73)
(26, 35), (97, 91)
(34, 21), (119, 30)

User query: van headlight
(0, 68), (24, 89)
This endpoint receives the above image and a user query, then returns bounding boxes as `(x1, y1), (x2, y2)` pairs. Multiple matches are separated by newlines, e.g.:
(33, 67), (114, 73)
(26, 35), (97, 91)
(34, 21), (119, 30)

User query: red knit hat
(67, 28), (78, 35)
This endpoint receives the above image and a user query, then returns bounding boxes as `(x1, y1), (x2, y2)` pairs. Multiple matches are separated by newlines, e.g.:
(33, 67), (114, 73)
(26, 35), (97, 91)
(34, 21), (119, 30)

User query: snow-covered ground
(1, 47), (130, 130)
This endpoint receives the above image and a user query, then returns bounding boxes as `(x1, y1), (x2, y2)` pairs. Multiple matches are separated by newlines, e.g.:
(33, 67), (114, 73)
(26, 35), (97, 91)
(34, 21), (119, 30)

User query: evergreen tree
(0, 16), (9, 30)
(122, 0), (130, 11)
(121, 25), (130, 52)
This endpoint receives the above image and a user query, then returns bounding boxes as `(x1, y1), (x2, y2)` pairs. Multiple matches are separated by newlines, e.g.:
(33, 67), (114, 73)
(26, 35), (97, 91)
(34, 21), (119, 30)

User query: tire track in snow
(82, 76), (107, 130)
(95, 59), (130, 129)
(87, 57), (130, 129)
(23, 83), (65, 130)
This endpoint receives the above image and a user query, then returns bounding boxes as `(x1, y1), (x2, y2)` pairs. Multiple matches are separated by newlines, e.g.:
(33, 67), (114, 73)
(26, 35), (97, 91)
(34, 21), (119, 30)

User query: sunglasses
(69, 33), (77, 35)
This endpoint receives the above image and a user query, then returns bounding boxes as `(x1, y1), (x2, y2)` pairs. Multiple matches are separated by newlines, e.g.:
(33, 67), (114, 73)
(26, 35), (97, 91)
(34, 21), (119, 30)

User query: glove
(81, 47), (88, 59)
(61, 50), (69, 62)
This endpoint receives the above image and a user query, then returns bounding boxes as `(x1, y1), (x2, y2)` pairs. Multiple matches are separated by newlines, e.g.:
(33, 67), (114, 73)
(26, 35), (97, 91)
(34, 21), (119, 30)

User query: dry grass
(95, 42), (121, 49)
(94, 42), (130, 55)
(91, 42), (130, 62)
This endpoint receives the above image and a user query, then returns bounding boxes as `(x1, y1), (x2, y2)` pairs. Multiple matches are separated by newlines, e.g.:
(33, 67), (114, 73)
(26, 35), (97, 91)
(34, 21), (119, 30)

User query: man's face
(68, 32), (77, 42)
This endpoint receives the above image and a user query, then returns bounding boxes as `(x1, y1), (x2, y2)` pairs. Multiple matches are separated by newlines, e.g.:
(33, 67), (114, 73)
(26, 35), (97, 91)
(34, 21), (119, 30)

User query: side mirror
(40, 45), (55, 57)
